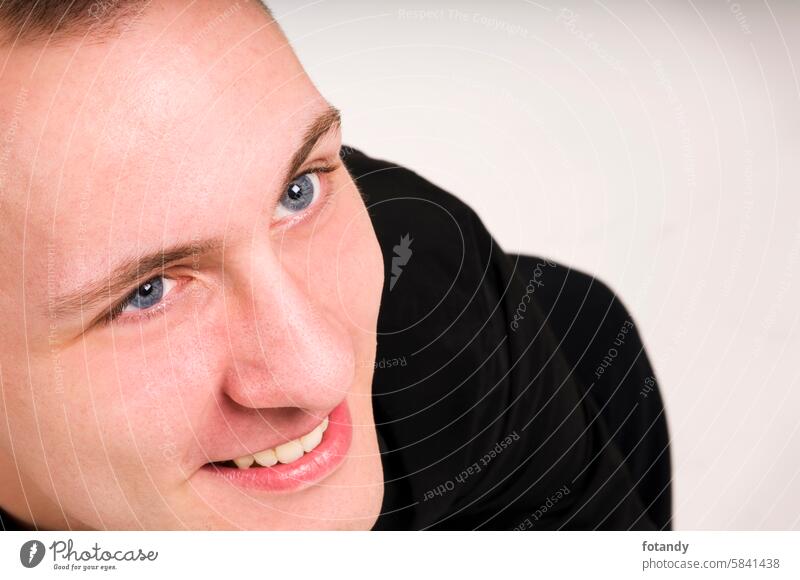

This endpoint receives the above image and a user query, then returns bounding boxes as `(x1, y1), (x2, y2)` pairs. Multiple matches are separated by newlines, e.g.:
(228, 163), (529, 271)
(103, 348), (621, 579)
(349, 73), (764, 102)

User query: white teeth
(229, 415), (329, 469)
(299, 422), (324, 453)
(275, 440), (305, 464)
(253, 448), (278, 467)
(233, 455), (254, 469)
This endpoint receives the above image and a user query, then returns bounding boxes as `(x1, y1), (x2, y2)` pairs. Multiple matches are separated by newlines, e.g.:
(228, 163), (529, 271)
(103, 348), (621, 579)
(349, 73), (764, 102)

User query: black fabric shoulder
(342, 146), (663, 530)
(507, 257), (672, 529)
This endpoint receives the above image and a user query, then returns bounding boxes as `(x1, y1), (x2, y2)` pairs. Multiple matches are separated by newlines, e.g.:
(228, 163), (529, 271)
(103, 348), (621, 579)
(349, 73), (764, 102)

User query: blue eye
(274, 172), (321, 219)
(121, 276), (176, 313)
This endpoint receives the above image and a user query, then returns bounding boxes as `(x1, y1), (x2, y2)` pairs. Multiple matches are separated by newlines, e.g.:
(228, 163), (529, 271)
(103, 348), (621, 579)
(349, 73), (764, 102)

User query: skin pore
(0, 1), (385, 530)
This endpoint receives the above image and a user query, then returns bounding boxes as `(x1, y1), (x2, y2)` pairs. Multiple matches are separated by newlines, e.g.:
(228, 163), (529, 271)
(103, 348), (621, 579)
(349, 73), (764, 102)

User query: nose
(221, 247), (355, 412)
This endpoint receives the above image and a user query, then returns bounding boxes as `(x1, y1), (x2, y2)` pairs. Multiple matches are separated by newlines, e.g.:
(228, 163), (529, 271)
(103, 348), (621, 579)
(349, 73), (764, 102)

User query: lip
(200, 400), (352, 493)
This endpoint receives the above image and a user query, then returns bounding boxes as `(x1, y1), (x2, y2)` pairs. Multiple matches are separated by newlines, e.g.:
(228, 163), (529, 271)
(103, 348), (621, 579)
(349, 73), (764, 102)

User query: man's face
(0, 1), (385, 530)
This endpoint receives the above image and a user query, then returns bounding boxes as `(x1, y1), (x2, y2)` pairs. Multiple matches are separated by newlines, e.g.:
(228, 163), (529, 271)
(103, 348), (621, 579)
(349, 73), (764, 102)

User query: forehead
(0, 1), (325, 290)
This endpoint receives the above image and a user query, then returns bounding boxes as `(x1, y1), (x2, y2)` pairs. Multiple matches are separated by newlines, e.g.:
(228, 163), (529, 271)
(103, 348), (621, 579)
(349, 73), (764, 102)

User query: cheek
(0, 345), (198, 528)
(293, 185), (385, 332)
(54, 332), (211, 485)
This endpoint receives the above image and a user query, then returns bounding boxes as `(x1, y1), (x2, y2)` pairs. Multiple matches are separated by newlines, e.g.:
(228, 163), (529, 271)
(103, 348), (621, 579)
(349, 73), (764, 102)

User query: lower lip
(200, 401), (352, 494)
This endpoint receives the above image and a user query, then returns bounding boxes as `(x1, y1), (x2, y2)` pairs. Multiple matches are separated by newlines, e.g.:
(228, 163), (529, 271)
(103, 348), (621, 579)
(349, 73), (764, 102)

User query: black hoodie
(345, 147), (672, 530)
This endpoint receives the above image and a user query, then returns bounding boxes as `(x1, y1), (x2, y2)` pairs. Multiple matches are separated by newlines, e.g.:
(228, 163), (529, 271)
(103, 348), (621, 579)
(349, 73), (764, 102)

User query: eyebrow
(281, 105), (341, 186)
(51, 239), (225, 320)
(50, 105), (343, 321)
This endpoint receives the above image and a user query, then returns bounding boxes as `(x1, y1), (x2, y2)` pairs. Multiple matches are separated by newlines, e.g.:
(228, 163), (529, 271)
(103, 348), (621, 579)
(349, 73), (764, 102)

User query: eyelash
(100, 163), (342, 326)
(101, 276), (183, 326)
(271, 162), (340, 228)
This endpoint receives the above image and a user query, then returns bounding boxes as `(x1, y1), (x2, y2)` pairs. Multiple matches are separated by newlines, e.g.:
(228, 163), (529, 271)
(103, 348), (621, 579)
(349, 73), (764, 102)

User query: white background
(269, 0), (800, 530)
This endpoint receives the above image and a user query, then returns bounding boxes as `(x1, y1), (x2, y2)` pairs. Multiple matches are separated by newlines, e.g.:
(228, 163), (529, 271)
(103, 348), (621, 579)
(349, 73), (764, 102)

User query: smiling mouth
(211, 416), (329, 469)
(202, 400), (353, 493)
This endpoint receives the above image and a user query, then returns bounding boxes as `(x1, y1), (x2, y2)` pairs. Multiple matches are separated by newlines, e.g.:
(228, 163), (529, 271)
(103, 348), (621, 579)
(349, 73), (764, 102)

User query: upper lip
(204, 409), (333, 464)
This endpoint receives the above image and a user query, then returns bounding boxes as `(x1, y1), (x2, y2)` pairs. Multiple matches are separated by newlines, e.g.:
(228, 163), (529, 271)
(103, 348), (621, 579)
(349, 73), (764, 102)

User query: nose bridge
(222, 249), (354, 411)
